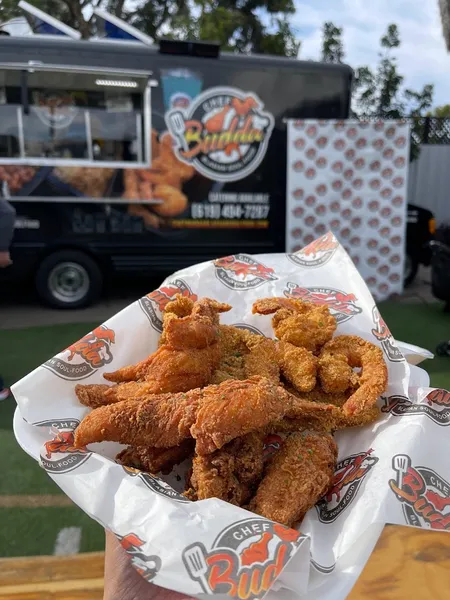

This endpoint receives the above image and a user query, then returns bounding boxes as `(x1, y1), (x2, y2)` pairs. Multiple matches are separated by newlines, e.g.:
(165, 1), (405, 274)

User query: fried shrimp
(278, 341), (317, 392)
(318, 335), (388, 416)
(318, 352), (360, 393)
(252, 297), (337, 353)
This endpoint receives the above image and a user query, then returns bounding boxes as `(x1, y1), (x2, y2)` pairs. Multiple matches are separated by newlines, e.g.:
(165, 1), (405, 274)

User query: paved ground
(0, 268), (437, 330)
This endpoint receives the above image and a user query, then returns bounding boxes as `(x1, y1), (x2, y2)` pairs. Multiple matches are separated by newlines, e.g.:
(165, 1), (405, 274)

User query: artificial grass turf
(0, 507), (104, 557)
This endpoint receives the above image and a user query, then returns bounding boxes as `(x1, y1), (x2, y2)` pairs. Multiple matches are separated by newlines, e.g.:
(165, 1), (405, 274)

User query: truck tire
(404, 253), (418, 287)
(35, 250), (102, 309)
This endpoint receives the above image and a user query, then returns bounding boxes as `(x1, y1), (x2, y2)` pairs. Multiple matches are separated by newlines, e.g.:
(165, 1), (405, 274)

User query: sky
(294, 0), (450, 108)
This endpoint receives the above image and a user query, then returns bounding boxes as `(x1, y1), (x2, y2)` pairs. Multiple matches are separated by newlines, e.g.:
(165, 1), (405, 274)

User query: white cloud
(294, 0), (450, 107)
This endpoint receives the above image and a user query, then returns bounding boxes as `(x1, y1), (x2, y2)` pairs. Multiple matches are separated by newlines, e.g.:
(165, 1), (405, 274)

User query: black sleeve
(0, 199), (16, 252)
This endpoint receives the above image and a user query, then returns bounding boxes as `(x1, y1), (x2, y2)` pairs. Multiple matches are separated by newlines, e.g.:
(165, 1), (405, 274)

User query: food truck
(0, 23), (353, 307)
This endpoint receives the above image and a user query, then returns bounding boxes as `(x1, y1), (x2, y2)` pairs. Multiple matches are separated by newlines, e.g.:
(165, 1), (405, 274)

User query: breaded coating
(74, 389), (202, 449)
(116, 439), (194, 475)
(188, 433), (264, 504)
(249, 432), (338, 527)
(75, 384), (112, 408)
(252, 297), (337, 353)
(191, 377), (292, 455)
(318, 352), (360, 393)
(278, 341), (317, 392)
(243, 338), (280, 384)
(319, 335), (388, 416)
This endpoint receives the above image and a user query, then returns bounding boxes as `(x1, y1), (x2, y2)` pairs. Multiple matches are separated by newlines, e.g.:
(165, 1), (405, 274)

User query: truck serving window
(0, 65), (152, 168)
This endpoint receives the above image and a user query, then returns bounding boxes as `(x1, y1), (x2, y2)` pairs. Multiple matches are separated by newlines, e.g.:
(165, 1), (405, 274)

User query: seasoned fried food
(75, 384), (112, 408)
(271, 396), (340, 434)
(318, 352), (359, 393)
(319, 335), (388, 416)
(117, 439), (194, 475)
(252, 297), (337, 353)
(285, 384), (350, 408)
(335, 404), (380, 429)
(188, 433), (264, 504)
(74, 388), (202, 449)
(278, 341), (317, 392)
(243, 338), (280, 383)
(249, 432), (338, 527)
(191, 377), (292, 455)
(102, 297), (229, 391)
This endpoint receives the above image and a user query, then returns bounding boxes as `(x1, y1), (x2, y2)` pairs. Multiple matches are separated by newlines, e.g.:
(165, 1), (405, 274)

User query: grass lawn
(0, 302), (449, 557)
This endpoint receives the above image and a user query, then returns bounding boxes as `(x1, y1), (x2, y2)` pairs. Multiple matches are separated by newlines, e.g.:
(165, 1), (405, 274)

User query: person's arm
(103, 530), (193, 600)
(0, 198), (15, 267)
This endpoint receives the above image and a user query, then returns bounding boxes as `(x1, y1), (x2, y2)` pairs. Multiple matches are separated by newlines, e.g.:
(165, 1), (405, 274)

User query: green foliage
(1, 0), (300, 56)
(321, 22), (344, 63)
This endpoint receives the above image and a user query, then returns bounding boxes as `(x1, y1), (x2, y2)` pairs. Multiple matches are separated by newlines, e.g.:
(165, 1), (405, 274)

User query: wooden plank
(349, 525), (450, 599)
(2, 525), (450, 599)
(0, 552), (104, 586)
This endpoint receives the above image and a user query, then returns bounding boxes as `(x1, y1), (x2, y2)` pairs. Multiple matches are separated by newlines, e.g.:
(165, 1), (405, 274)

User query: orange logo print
(39, 419), (91, 474)
(44, 430), (87, 459)
(117, 533), (161, 582)
(426, 389), (450, 407)
(166, 87), (274, 182)
(183, 518), (303, 600)
(214, 254), (277, 290)
(316, 450), (378, 523)
(287, 232), (339, 268)
(67, 325), (115, 369)
(139, 278), (197, 332)
(285, 283), (362, 324)
(390, 455), (450, 530)
(44, 325), (116, 380)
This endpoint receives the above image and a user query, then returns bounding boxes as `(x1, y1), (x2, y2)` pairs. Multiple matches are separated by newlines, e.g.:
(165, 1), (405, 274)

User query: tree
(321, 22), (344, 63)
(0, 0), (300, 57)
(352, 24), (433, 119)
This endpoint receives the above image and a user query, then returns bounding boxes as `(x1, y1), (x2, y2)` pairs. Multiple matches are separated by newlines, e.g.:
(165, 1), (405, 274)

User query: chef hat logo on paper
(316, 449), (378, 524)
(287, 231), (339, 268)
(35, 419), (91, 474)
(139, 278), (198, 333)
(43, 325), (116, 381)
(371, 306), (403, 363)
(214, 254), (278, 290)
(182, 517), (304, 599)
(389, 455), (450, 530)
(283, 283), (362, 325)
(382, 389), (450, 427)
(117, 533), (162, 582)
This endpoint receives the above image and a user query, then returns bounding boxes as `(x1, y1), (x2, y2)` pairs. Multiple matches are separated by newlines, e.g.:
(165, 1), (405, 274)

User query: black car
(405, 203), (435, 286)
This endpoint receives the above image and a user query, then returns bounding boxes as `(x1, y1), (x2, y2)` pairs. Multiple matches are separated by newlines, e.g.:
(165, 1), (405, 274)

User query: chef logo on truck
(166, 87), (274, 182)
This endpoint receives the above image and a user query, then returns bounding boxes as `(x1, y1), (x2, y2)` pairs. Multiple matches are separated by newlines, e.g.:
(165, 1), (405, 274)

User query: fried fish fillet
(74, 389), (202, 449)
(187, 432), (265, 505)
(249, 432), (338, 527)
(116, 439), (194, 475)
(191, 377), (293, 455)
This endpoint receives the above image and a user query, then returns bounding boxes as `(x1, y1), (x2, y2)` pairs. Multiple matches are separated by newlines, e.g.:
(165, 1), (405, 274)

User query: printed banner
(286, 120), (410, 301)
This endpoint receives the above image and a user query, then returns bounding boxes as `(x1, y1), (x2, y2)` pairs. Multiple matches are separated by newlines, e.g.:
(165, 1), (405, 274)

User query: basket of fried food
(73, 295), (387, 528)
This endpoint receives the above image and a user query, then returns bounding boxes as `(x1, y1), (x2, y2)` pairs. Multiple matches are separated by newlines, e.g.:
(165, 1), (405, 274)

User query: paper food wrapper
(12, 233), (450, 600)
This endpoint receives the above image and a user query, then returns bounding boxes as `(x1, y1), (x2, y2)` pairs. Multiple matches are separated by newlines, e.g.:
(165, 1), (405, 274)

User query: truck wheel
(404, 253), (418, 287)
(35, 250), (102, 309)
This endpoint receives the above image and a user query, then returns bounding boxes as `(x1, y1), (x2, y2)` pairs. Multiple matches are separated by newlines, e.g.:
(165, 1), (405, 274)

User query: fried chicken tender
(319, 335), (388, 416)
(116, 439), (194, 475)
(271, 396), (340, 434)
(102, 298), (230, 391)
(74, 388), (202, 449)
(187, 433), (264, 505)
(249, 432), (338, 527)
(75, 384), (112, 408)
(278, 341), (317, 392)
(191, 377), (292, 455)
(252, 297), (337, 353)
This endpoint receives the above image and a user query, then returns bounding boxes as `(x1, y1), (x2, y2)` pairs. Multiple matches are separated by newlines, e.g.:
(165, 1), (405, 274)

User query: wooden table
(1, 525), (450, 599)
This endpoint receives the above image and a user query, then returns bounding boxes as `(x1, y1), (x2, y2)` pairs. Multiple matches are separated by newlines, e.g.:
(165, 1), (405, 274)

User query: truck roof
(0, 35), (353, 76)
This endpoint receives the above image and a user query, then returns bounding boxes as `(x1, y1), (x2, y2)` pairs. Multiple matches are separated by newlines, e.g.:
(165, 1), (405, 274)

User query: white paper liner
(12, 233), (450, 600)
